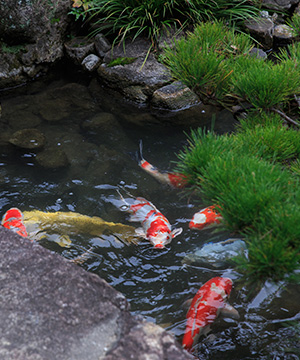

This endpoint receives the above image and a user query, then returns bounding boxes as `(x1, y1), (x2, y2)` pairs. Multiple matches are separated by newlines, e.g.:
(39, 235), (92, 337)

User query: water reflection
(0, 74), (299, 359)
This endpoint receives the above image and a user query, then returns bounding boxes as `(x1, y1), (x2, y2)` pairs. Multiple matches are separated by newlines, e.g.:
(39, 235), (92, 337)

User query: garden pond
(0, 70), (299, 360)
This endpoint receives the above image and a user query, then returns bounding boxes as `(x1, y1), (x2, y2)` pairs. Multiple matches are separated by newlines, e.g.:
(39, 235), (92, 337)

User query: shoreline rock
(0, 227), (191, 360)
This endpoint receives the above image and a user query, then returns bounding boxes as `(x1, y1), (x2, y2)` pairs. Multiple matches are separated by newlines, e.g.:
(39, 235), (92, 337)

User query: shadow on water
(1, 68), (299, 359)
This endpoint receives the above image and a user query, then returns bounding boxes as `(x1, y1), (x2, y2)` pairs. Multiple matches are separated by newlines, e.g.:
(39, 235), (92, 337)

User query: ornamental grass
(163, 21), (253, 104)
(198, 153), (291, 232)
(234, 114), (300, 163)
(231, 55), (299, 111)
(176, 122), (300, 281)
(74, 0), (259, 46)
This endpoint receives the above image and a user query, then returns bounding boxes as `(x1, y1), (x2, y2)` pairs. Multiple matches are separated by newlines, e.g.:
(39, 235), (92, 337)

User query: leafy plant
(70, 0), (95, 20)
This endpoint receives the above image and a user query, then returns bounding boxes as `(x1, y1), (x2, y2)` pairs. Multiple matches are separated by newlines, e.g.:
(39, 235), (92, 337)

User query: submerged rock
(9, 128), (46, 149)
(35, 147), (69, 169)
(182, 238), (247, 268)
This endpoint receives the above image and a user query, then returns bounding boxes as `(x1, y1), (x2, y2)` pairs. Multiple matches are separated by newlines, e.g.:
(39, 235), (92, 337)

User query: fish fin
(135, 227), (147, 238)
(220, 303), (240, 319)
(182, 298), (193, 311)
(2, 207), (23, 224)
(171, 227), (183, 238)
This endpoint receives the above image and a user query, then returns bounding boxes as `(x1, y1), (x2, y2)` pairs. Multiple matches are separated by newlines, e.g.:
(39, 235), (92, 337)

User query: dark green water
(1, 72), (299, 359)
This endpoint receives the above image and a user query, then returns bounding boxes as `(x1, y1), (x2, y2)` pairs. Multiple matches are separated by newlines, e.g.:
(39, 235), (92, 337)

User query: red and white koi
(189, 205), (223, 230)
(137, 140), (188, 189)
(182, 276), (239, 351)
(120, 195), (182, 248)
(1, 207), (28, 238)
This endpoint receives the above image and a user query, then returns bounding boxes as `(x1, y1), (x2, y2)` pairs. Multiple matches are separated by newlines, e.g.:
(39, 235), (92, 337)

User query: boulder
(94, 33), (111, 58)
(262, 0), (299, 10)
(0, 226), (192, 360)
(274, 24), (296, 45)
(151, 81), (200, 110)
(244, 18), (274, 50)
(82, 54), (101, 72)
(0, 0), (72, 88)
(64, 37), (95, 65)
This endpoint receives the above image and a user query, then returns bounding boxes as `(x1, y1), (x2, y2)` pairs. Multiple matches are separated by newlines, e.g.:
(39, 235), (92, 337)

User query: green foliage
(234, 114), (300, 163)
(287, 12), (300, 38)
(85, 0), (193, 46)
(235, 233), (300, 281)
(231, 55), (299, 111)
(69, 0), (95, 20)
(163, 22), (253, 103)
(187, 0), (259, 25)
(176, 121), (300, 281)
(199, 153), (291, 232)
(175, 127), (234, 184)
(74, 0), (259, 48)
(1, 43), (26, 53)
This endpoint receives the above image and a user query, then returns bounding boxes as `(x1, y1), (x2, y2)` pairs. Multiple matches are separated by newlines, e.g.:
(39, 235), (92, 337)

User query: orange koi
(182, 277), (239, 351)
(138, 140), (188, 189)
(189, 205), (223, 230)
(121, 195), (182, 248)
(1, 207), (28, 238)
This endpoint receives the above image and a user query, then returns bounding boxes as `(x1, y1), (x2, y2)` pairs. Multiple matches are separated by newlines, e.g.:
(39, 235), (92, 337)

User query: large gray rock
(0, 0), (72, 88)
(151, 81), (200, 110)
(96, 38), (172, 103)
(244, 18), (274, 49)
(0, 226), (191, 360)
(262, 0), (299, 10)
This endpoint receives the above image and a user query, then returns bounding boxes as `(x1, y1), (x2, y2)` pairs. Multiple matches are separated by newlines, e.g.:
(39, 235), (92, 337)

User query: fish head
(149, 231), (172, 249)
(210, 277), (233, 300)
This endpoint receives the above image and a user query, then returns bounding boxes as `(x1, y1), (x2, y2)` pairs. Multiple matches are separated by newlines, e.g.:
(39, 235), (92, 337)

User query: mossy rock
(9, 128), (46, 149)
(35, 147), (69, 169)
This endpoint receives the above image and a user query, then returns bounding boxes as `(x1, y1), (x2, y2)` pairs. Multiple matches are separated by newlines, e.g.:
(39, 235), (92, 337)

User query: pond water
(1, 69), (299, 359)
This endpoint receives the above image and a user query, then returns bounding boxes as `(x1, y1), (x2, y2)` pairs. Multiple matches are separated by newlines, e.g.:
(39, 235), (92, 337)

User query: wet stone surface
(0, 227), (191, 360)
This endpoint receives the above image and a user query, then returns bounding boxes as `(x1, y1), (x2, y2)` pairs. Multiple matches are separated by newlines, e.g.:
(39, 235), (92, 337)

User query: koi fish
(182, 277), (239, 351)
(137, 140), (188, 189)
(120, 194), (183, 248)
(189, 205), (223, 230)
(1, 207), (28, 238)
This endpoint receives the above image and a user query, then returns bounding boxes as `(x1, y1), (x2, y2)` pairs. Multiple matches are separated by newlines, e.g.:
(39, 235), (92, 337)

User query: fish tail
(71, 247), (95, 265)
(137, 139), (144, 164)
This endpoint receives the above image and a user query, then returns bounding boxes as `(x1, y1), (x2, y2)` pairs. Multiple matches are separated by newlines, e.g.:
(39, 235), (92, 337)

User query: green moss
(107, 57), (136, 67)
(1, 43), (26, 54)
